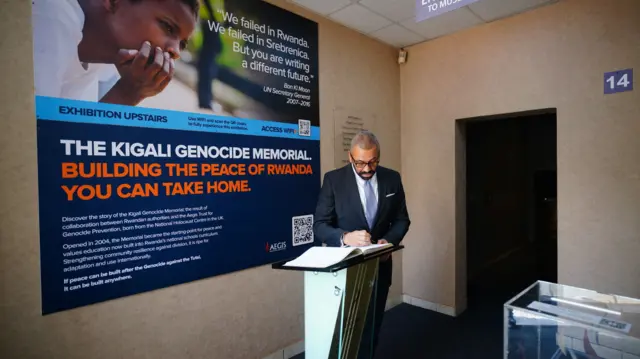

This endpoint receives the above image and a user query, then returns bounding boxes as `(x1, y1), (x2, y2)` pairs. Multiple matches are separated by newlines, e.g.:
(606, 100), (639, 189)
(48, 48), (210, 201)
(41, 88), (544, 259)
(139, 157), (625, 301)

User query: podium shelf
(271, 245), (404, 273)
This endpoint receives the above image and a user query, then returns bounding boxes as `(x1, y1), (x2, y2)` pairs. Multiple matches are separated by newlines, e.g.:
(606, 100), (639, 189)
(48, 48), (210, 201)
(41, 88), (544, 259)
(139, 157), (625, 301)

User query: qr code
(292, 214), (313, 246)
(298, 119), (311, 137)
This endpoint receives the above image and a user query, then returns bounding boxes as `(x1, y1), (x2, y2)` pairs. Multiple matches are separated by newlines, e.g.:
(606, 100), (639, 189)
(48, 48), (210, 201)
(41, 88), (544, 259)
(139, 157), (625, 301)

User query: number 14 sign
(604, 68), (633, 94)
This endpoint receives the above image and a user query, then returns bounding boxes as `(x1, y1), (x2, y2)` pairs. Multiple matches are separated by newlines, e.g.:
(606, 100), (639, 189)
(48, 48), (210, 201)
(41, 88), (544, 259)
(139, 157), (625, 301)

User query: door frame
(454, 108), (557, 315)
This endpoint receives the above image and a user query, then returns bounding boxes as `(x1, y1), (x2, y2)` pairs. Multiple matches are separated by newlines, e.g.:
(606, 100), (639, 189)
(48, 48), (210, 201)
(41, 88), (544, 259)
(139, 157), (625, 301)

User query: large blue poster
(32, 0), (319, 314)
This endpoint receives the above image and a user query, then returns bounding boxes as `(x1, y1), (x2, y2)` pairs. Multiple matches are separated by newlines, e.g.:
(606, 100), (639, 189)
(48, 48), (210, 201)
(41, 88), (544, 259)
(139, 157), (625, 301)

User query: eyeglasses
(350, 152), (379, 169)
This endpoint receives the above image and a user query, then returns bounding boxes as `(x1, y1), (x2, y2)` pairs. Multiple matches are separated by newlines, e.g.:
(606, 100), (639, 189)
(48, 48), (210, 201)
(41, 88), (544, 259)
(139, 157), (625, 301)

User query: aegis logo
(261, 126), (283, 133)
(266, 241), (287, 252)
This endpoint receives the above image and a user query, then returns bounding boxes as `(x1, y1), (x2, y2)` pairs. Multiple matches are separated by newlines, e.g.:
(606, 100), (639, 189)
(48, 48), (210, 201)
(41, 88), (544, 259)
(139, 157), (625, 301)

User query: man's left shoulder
(378, 166), (402, 180)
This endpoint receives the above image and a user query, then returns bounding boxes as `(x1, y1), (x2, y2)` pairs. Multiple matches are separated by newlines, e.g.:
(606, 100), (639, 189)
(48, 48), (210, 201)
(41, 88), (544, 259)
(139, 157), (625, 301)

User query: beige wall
(401, 0), (640, 313)
(0, 0), (401, 358)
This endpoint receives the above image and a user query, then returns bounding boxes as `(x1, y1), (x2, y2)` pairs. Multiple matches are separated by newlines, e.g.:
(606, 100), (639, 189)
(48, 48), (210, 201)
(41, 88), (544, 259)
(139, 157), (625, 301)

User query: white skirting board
(262, 340), (306, 359)
(402, 294), (457, 317)
(262, 295), (405, 359)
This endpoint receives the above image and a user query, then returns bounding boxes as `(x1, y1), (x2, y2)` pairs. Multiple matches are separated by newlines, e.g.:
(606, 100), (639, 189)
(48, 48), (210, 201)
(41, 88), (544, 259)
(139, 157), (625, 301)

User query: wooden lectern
(272, 245), (404, 359)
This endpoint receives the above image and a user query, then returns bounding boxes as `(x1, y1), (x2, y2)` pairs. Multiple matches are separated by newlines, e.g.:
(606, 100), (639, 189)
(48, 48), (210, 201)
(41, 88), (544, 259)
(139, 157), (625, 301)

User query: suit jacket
(313, 164), (411, 284)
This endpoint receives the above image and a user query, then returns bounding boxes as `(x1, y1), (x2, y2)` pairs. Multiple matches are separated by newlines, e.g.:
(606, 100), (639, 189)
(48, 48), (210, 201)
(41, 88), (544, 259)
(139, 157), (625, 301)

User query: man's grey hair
(350, 130), (380, 156)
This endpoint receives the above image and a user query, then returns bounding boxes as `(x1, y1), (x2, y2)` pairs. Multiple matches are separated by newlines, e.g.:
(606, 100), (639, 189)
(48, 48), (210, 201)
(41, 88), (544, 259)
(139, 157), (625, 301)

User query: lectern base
(304, 258), (378, 359)
(272, 245), (404, 359)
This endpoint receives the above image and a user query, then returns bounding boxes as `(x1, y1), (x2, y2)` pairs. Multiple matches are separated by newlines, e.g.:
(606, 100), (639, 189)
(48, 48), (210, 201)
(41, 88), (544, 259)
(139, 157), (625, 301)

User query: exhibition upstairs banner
(416, 0), (480, 22)
(31, 0), (319, 314)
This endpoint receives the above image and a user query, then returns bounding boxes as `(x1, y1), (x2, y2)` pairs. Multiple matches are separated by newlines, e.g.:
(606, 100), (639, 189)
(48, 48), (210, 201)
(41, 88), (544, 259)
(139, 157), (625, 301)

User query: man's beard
(353, 164), (375, 180)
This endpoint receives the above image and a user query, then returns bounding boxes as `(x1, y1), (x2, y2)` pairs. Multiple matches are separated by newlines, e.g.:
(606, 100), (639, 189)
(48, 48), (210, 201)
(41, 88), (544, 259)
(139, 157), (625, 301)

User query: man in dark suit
(313, 130), (411, 358)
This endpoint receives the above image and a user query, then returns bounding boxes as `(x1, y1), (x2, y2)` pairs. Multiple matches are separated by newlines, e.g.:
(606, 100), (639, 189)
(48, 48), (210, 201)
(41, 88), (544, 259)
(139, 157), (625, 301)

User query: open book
(283, 243), (393, 269)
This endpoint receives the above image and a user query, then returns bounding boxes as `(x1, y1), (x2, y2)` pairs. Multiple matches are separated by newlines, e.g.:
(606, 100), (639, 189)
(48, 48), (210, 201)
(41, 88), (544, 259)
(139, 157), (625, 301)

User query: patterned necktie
(364, 179), (378, 229)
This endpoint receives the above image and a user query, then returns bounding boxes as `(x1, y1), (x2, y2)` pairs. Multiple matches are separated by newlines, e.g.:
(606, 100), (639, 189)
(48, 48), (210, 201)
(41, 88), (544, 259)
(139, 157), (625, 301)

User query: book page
(283, 247), (359, 268)
(358, 243), (393, 255)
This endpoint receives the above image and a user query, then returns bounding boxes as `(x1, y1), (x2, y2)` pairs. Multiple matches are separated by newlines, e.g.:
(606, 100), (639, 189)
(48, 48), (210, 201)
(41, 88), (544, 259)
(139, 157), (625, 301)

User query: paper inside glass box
(504, 281), (640, 359)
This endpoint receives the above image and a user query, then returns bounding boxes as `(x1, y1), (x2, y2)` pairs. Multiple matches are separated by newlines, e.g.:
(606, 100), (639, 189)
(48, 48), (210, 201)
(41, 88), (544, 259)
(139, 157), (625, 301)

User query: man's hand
(344, 230), (371, 247)
(101, 41), (175, 106)
(378, 239), (392, 261)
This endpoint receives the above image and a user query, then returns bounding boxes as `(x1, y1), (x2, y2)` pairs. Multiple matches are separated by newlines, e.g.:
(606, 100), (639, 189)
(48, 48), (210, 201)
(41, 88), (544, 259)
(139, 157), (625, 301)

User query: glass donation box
(504, 281), (640, 359)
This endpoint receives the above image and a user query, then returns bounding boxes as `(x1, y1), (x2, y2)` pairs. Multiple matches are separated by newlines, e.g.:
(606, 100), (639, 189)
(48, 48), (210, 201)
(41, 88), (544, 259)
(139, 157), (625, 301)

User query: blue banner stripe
(35, 96), (320, 141)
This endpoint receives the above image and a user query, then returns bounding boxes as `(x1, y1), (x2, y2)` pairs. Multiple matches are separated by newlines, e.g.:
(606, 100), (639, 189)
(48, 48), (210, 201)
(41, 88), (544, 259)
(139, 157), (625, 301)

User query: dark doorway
(461, 111), (557, 308)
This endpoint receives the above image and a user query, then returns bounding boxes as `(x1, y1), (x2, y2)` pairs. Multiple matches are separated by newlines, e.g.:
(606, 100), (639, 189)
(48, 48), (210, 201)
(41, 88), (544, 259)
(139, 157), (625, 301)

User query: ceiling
(286, 0), (558, 48)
